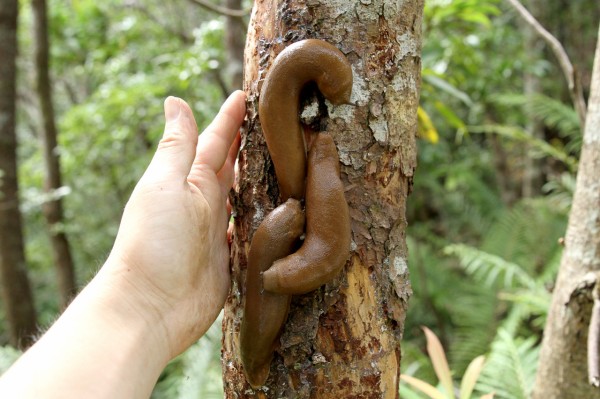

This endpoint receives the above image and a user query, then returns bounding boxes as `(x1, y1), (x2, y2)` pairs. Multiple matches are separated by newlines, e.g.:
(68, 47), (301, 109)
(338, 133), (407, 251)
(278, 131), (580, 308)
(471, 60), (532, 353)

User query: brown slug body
(258, 39), (353, 201)
(240, 199), (305, 388)
(262, 133), (351, 295)
(241, 39), (353, 387)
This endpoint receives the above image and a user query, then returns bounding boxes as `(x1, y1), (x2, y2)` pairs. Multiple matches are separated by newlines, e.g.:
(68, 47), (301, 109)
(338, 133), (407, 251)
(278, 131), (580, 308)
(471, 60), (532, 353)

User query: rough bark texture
(32, 0), (77, 307)
(222, 0), (423, 397)
(533, 25), (600, 399)
(0, 0), (38, 348)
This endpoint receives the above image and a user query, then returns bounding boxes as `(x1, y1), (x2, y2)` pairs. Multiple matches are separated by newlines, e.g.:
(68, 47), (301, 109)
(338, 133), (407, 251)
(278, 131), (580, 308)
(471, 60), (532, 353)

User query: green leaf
(423, 73), (474, 106)
(468, 124), (578, 172)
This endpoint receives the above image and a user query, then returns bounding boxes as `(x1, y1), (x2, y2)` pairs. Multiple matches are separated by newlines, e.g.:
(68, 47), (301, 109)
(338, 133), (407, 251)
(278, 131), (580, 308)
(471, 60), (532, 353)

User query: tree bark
(533, 24), (600, 399)
(32, 0), (77, 307)
(0, 0), (38, 348)
(222, 0), (423, 397)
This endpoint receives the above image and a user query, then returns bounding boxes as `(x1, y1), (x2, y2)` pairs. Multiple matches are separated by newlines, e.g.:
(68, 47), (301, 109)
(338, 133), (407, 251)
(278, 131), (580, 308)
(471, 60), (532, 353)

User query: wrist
(91, 257), (173, 364)
(0, 260), (172, 399)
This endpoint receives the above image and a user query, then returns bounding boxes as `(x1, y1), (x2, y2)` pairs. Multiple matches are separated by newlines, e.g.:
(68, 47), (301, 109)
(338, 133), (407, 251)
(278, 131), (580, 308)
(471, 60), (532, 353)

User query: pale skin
(0, 90), (247, 398)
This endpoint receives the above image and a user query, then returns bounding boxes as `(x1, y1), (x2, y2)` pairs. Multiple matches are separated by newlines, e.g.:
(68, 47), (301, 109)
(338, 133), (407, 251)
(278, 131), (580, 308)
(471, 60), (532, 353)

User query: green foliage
(469, 124), (577, 172)
(412, 0), (574, 375)
(425, 0), (500, 29)
(0, 346), (22, 375)
(476, 330), (539, 399)
(6, 0), (234, 386)
(13, 0), (230, 314)
(444, 244), (536, 289)
(494, 93), (581, 152)
(543, 172), (576, 212)
(152, 315), (224, 398)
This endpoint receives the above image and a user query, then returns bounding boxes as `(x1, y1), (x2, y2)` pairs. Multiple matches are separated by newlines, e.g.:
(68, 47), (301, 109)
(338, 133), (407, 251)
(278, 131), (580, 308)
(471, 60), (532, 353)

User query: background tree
(223, 0), (245, 91)
(533, 24), (600, 399)
(222, 0), (423, 396)
(32, 0), (77, 307)
(0, 0), (37, 349)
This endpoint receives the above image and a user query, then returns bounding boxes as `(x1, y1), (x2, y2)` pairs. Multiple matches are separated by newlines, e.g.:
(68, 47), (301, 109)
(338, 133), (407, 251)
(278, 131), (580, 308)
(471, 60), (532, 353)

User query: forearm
(0, 262), (170, 399)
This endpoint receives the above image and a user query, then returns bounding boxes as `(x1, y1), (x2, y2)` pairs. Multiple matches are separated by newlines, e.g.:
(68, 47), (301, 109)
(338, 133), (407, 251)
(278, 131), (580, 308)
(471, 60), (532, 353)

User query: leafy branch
(504, 0), (587, 129)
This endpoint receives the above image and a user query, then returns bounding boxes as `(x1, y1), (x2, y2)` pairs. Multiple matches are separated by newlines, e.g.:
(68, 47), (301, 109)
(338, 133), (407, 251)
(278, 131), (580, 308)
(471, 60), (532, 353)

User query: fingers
(217, 132), (241, 198)
(195, 90), (246, 173)
(145, 97), (199, 182)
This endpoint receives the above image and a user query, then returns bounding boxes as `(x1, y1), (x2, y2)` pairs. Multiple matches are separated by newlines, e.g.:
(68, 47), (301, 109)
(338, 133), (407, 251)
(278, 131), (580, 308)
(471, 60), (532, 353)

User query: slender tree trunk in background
(489, 135), (518, 206)
(533, 26), (600, 399)
(547, 0), (600, 95)
(521, 0), (544, 198)
(223, 0), (423, 397)
(32, 0), (77, 307)
(0, 0), (38, 348)
(224, 0), (245, 91)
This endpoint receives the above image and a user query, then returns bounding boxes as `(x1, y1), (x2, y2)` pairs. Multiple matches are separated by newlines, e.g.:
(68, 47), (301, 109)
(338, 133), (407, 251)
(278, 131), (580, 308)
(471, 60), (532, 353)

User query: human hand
(103, 91), (245, 358)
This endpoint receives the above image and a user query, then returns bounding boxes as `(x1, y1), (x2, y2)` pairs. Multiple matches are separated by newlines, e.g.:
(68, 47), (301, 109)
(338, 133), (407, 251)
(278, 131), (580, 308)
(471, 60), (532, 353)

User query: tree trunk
(533, 25), (600, 399)
(0, 0), (38, 348)
(224, 0), (245, 91)
(222, 0), (423, 397)
(521, 0), (544, 198)
(32, 0), (77, 307)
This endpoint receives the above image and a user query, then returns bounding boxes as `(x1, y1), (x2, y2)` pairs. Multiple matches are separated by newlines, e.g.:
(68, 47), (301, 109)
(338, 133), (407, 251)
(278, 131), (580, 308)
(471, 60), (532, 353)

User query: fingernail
(164, 96), (181, 123)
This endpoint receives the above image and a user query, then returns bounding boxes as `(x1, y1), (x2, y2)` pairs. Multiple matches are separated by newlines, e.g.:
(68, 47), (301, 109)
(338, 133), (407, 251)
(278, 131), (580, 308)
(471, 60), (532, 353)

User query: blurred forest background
(0, 0), (599, 397)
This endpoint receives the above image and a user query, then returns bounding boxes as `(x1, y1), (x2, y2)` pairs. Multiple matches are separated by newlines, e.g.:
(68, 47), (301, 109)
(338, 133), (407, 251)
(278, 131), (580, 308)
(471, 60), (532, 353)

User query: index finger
(195, 90), (246, 172)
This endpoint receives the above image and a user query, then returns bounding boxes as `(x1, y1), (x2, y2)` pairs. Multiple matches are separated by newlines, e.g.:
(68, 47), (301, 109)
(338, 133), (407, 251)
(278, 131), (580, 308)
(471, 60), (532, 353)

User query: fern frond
(448, 289), (498, 374)
(542, 172), (575, 213)
(476, 329), (539, 399)
(494, 93), (580, 141)
(480, 199), (566, 280)
(528, 94), (580, 140)
(499, 288), (551, 329)
(444, 244), (536, 290)
(468, 124), (577, 172)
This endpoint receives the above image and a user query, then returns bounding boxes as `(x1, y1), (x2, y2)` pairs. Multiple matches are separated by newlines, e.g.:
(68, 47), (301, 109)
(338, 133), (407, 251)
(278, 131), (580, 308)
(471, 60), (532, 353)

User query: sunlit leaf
(423, 327), (455, 399)
(423, 74), (473, 106)
(418, 106), (440, 144)
(459, 355), (485, 399)
(401, 374), (447, 399)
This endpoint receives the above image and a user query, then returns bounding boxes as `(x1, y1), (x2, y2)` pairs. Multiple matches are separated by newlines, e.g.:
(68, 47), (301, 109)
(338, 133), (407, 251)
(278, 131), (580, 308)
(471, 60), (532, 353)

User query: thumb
(146, 97), (199, 182)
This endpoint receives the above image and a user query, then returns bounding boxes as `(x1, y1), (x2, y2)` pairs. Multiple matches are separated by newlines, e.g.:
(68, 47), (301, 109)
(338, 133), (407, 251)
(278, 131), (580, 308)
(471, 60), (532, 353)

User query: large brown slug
(240, 199), (305, 388)
(262, 133), (351, 294)
(258, 39), (353, 201)
(241, 38), (353, 388)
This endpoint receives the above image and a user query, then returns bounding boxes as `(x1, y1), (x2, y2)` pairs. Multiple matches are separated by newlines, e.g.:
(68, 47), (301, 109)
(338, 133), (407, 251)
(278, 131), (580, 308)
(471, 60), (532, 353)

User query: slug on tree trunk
(240, 38), (353, 388)
(240, 199), (305, 388)
(258, 39), (353, 201)
(262, 133), (351, 294)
